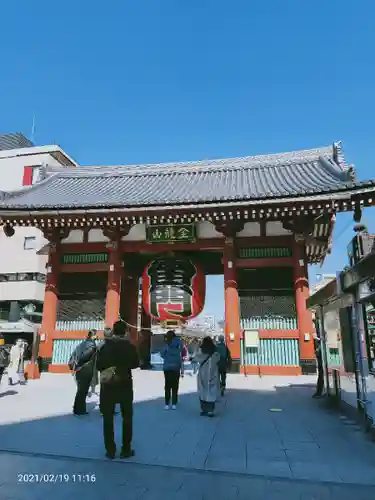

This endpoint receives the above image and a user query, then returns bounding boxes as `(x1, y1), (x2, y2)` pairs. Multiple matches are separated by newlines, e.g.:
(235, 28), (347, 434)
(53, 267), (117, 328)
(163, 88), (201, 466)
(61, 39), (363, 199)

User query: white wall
(0, 148), (74, 303)
(0, 227), (47, 274)
(0, 153), (63, 191)
(0, 280), (46, 302)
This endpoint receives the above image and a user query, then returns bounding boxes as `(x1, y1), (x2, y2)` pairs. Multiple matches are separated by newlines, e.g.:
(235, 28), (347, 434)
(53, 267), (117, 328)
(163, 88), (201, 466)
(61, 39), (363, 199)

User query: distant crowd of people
(67, 322), (232, 459)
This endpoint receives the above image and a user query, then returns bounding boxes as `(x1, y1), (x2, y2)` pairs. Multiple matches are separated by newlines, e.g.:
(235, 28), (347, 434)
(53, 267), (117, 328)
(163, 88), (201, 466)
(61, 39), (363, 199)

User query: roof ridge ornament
(347, 165), (356, 182)
(333, 141), (351, 172)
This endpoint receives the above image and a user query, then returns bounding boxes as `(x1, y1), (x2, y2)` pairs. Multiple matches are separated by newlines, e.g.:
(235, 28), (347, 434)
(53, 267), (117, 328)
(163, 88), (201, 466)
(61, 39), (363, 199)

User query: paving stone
(290, 462), (344, 483)
(245, 458), (292, 478)
(2, 371), (375, 499)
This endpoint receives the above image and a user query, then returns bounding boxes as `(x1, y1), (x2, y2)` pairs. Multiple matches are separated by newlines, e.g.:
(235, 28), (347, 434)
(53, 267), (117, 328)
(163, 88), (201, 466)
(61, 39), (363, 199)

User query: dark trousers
(0, 367), (4, 385)
(164, 370), (180, 405)
(219, 369), (227, 390)
(73, 370), (92, 414)
(200, 400), (215, 414)
(102, 395), (133, 454)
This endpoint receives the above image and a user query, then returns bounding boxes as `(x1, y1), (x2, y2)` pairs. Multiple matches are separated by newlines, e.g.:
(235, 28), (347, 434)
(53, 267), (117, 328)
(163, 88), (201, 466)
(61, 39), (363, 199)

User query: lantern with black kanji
(142, 257), (205, 321)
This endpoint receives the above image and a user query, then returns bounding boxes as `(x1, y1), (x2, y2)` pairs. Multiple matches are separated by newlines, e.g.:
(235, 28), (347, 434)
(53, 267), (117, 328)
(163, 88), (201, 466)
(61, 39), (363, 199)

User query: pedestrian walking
(8, 339), (26, 385)
(193, 336), (220, 417)
(189, 338), (200, 375)
(161, 330), (183, 410)
(21, 341), (30, 383)
(96, 320), (139, 459)
(68, 330), (98, 415)
(0, 334), (10, 386)
(215, 334), (232, 395)
(312, 330), (324, 398)
(88, 330), (102, 397)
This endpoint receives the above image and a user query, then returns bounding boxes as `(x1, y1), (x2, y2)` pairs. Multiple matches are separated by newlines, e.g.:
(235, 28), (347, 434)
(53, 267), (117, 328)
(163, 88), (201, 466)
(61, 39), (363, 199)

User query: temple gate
(1, 142), (374, 377)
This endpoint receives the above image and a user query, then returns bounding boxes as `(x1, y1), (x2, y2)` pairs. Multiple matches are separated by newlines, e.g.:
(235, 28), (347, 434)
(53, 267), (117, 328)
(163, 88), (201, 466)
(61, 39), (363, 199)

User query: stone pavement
(1, 370), (375, 499)
(1, 451), (375, 500)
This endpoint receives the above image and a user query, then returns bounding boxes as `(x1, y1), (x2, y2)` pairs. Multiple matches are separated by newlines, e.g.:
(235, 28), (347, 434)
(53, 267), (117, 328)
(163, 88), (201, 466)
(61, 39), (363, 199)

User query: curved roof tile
(0, 143), (359, 210)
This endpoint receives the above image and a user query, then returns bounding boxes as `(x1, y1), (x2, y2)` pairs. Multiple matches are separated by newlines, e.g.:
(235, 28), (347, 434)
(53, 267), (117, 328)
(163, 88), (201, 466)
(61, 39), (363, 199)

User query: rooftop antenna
(31, 116), (36, 143)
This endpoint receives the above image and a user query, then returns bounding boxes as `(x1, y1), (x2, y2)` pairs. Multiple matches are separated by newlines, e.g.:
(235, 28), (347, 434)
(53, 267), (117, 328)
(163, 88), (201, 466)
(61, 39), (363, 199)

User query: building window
(22, 166), (40, 186)
(0, 272), (46, 282)
(36, 273), (46, 283)
(24, 236), (36, 250)
(18, 273), (34, 281)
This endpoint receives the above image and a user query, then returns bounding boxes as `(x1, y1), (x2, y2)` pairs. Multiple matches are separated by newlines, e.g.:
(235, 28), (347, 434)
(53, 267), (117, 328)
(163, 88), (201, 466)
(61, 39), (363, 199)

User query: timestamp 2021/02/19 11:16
(17, 473), (97, 484)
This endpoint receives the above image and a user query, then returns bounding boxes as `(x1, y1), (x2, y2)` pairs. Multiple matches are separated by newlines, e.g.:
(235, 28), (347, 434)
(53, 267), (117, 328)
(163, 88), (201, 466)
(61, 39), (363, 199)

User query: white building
(0, 133), (76, 344)
(309, 274), (337, 295)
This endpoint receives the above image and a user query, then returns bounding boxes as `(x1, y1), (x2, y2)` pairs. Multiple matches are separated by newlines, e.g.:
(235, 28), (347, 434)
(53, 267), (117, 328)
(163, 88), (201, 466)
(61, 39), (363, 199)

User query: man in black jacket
(69, 330), (98, 415)
(96, 320), (139, 459)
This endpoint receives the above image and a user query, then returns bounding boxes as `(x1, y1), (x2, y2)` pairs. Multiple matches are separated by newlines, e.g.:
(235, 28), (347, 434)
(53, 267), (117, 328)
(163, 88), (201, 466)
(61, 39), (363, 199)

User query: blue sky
(1, 1), (375, 319)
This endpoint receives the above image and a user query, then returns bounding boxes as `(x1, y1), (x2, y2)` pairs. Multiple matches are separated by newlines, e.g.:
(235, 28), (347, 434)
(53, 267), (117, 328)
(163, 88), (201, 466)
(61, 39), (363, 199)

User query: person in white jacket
(193, 336), (220, 417)
(8, 339), (26, 385)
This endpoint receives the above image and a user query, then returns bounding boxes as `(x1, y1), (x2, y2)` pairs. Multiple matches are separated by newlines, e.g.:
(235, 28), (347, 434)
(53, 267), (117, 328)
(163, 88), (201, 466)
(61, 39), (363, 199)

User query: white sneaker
(164, 405), (170, 410)
(171, 405), (177, 410)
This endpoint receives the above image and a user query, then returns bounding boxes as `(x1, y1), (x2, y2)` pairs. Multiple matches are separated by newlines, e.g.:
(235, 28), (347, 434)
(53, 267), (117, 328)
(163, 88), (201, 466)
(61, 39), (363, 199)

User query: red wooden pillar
(105, 245), (122, 328)
(223, 239), (241, 372)
(127, 277), (139, 345)
(293, 237), (315, 373)
(36, 245), (60, 375)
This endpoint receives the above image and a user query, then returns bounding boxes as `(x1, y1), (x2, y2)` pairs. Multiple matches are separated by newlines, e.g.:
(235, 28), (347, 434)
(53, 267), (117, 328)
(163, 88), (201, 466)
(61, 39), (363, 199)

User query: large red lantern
(142, 257), (205, 321)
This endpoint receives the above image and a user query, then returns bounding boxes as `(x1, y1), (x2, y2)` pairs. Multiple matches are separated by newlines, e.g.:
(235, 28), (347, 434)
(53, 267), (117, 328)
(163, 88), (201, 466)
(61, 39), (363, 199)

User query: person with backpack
(215, 335), (232, 396)
(0, 334), (10, 386)
(68, 330), (98, 415)
(161, 330), (183, 410)
(193, 336), (221, 417)
(96, 320), (139, 459)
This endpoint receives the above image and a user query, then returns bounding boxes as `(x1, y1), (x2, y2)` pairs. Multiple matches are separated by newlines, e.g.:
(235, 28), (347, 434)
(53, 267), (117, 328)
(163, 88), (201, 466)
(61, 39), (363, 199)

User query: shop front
(308, 279), (360, 416)
(340, 251), (375, 434)
(308, 230), (375, 437)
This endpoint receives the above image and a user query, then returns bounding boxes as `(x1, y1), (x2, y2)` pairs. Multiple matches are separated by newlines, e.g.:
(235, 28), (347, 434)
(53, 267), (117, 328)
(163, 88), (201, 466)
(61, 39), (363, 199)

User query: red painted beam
(51, 330), (104, 339)
(236, 236), (293, 247)
(236, 257), (293, 268)
(122, 239), (225, 253)
(241, 365), (302, 375)
(258, 329), (299, 339)
(60, 243), (107, 253)
(59, 237), (294, 255)
(61, 263), (108, 273)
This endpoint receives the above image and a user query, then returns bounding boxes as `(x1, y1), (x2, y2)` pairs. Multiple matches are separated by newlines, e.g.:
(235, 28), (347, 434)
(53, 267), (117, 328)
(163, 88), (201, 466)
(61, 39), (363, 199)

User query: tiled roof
(0, 143), (363, 210)
(0, 133), (34, 151)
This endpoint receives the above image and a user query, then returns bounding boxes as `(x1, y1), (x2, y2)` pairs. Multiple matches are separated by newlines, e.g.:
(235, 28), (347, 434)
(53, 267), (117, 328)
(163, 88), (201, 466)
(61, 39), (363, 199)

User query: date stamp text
(17, 473), (96, 483)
